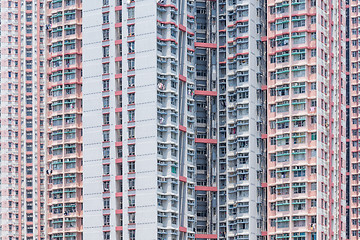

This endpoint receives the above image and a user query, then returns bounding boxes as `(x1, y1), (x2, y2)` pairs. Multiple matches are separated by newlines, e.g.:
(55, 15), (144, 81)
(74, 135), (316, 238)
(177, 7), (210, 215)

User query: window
(310, 15), (316, 24)
(103, 114), (110, 125)
(128, 161), (135, 173)
(129, 195), (135, 207)
(128, 8), (135, 19)
(128, 110), (135, 121)
(103, 215), (110, 226)
(103, 131), (110, 141)
(129, 178), (135, 190)
(310, 82), (316, 90)
(311, 133), (317, 140)
(128, 76), (135, 87)
(103, 12), (110, 24)
(128, 59), (135, 70)
(103, 29), (110, 41)
(103, 147), (110, 158)
(129, 213), (135, 223)
(103, 63), (110, 74)
(103, 0), (109, 6)
(103, 164), (110, 175)
(128, 25), (135, 36)
(104, 232), (110, 240)
(103, 198), (110, 209)
(128, 127), (135, 139)
(128, 42), (135, 53)
(103, 46), (110, 57)
(128, 144), (135, 155)
(128, 93), (135, 104)
(310, 116), (316, 123)
(310, 65), (316, 74)
(103, 97), (110, 108)
(103, 181), (110, 192)
(103, 80), (110, 91)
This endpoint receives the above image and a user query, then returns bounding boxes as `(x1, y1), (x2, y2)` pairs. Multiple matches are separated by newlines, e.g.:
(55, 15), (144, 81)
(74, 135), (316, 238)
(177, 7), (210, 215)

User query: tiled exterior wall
(82, 0), (266, 239)
(0, 0), (46, 239)
(266, 0), (347, 238)
(45, 0), (83, 239)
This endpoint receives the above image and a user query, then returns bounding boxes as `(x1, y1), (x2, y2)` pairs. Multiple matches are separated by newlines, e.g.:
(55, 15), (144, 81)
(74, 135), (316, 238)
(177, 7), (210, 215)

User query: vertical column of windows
(46, 0), (83, 239)
(267, 0), (319, 239)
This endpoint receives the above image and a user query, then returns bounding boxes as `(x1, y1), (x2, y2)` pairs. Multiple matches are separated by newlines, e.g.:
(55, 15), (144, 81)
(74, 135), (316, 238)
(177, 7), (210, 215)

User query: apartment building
(0, 0), (46, 239)
(82, 0), (266, 239)
(45, 0), (83, 239)
(350, 0), (360, 238)
(266, 0), (347, 239)
(0, 0), (347, 239)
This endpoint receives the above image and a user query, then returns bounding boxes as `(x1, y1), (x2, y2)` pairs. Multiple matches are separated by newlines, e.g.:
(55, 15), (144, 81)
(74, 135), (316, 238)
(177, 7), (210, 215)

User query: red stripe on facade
(195, 138), (217, 144)
(195, 186), (217, 191)
(194, 90), (217, 96)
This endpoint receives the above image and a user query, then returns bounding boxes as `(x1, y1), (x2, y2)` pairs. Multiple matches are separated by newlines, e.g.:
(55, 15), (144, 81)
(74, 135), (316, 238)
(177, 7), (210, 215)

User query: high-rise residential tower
(0, 0), (46, 239)
(266, 0), (347, 239)
(45, 0), (83, 239)
(82, 0), (267, 239)
(350, 0), (360, 238)
(0, 0), (352, 239)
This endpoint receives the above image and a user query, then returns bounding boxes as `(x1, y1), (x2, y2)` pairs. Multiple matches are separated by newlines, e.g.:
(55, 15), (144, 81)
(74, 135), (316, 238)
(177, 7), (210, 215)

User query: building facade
(350, 0), (360, 237)
(0, 0), (46, 239)
(0, 0), (350, 239)
(82, 0), (266, 239)
(45, 0), (83, 239)
(266, 0), (347, 239)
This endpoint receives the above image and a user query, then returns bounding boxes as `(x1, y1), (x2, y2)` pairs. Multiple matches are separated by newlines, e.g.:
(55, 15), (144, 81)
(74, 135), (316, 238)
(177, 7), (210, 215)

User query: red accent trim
(157, 37), (178, 44)
(179, 125), (186, 132)
(195, 234), (217, 239)
(261, 85), (267, 90)
(194, 90), (217, 96)
(261, 134), (267, 139)
(115, 226), (123, 231)
(115, 108), (122, 112)
(195, 186), (217, 191)
(179, 226), (187, 233)
(115, 209), (123, 214)
(195, 138), (217, 144)
(179, 74), (187, 82)
(115, 142), (123, 147)
(179, 24), (186, 32)
(157, 19), (177, 27)
(261, 36), (267, 41)
(157, 3), (178, 10)
(227, 52), (249, 60)
(115, 175), (123, 180)
(115, 192), (123, 197)
(179, 176), (187, 183)
(261, 182), (268, 187)
(194, 42), (217, 48)
(115, 125), (123, 129)
(261, 231), (267, 236)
